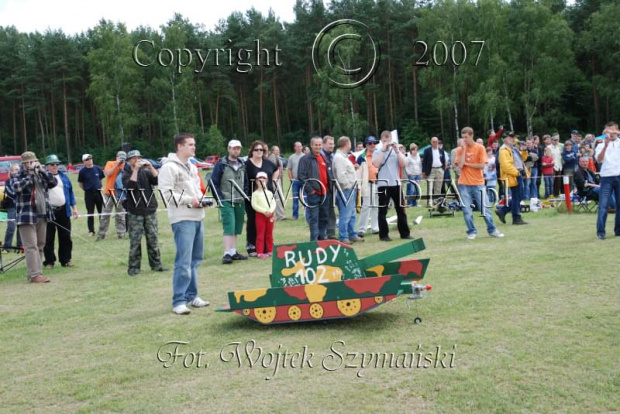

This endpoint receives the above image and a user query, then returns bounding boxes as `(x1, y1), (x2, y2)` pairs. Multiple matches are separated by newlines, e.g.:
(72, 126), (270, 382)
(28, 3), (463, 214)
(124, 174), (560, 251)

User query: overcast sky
(0, 0), (299, 34)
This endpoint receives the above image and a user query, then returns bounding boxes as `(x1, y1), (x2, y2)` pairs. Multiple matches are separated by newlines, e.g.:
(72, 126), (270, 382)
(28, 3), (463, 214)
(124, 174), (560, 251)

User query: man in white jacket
(355, 136), (380, 237)
(332, 136), (361, 243)
(158, 133), (210, 315)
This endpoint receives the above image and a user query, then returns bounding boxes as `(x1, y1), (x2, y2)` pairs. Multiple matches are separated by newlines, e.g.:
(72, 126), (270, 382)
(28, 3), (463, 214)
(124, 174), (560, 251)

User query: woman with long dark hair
(244, 141), (278, 256)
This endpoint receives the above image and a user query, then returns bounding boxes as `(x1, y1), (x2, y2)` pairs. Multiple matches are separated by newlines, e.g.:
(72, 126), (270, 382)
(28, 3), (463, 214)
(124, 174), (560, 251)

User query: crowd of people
(2, 122), (618, 313)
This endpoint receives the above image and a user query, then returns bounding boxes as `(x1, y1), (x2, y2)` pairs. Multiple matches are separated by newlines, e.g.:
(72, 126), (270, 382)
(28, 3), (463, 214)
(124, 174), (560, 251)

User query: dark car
(279, 156), (288, 169)
(145, 158), (162, 169)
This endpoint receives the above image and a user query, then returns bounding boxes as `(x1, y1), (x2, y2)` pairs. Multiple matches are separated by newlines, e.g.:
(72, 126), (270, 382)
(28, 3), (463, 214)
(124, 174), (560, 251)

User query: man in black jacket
(574, 156), (616, 210)
(422, 136), (447, 206)
(298, 137), (333, 241)
(122, 150), (166, 276)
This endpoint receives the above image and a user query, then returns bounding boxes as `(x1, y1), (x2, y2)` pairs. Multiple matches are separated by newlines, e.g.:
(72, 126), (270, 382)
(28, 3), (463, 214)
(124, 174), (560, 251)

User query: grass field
(0, 174), (618, 413)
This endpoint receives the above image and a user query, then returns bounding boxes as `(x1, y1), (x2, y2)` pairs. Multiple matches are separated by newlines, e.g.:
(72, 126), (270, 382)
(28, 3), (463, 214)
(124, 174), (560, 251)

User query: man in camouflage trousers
(122, 150), (167, 276)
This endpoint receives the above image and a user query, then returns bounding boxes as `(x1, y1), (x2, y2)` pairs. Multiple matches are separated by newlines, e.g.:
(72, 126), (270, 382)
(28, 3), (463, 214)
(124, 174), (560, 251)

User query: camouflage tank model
(216, 238), (432, 324)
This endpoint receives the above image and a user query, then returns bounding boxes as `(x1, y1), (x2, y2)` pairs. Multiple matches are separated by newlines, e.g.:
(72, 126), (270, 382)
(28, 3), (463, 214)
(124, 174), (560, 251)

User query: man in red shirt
(487, 125), (504, 147)
(456, 127), (505, 240)
(298, 137), (332, 241)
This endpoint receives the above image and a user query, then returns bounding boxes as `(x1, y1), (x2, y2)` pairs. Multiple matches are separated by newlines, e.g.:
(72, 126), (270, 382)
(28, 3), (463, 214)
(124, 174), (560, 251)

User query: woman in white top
(405, 143), (423, 207)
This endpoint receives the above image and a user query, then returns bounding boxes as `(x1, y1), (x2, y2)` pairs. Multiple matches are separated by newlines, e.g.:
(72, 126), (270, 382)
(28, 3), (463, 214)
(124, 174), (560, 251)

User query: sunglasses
(48, 163), (59, 166)
(367, 143), (376, 145)
(253, 148), (264, 152)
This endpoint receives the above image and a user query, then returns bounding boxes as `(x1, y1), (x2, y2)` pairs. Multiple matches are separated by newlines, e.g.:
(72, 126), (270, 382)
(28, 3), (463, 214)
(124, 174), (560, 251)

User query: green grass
(0, 174), (618, 413)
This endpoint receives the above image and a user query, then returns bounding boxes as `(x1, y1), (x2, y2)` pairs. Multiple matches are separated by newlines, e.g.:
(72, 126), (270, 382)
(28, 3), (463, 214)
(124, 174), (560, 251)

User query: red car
(189, 157), (212, 170)
(204, 155), (219, 165)
(0, 155), (22, 185)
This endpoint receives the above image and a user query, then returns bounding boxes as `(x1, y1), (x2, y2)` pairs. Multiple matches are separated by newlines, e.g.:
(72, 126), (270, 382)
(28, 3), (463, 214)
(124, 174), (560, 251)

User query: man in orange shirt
(97, 151), (127, 241)
(455, 127), (505, 240)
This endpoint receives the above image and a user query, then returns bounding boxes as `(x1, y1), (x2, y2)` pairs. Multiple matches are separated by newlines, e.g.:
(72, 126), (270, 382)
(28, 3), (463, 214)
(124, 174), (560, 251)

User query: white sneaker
(189, 297), (210, 308)
(467, 233), (476, 240)
(489, 230), (505, 238)
(172, 304), (191, 315)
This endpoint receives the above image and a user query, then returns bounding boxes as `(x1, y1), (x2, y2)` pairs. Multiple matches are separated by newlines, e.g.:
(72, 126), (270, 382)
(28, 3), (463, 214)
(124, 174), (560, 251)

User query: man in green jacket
(211, 140), (250, 264)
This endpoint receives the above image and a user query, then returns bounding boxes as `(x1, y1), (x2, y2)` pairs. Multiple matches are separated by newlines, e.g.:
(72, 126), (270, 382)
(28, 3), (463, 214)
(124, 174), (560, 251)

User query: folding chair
(574, 195), (598, 213)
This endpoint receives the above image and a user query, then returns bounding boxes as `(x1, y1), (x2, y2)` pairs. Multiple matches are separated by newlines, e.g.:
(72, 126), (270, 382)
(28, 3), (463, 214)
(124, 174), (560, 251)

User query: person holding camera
(372, 130), (412, 242)
(122, 150), (165, 276)
(97, 151), (127, 241)
(12, 151), (58, 283)
(2, 163), (22, 252)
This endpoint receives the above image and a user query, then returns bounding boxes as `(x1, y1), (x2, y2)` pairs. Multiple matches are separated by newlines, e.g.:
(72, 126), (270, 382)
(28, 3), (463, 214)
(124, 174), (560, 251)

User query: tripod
(0, 243), (25, 273)
(0, 213), (25, 273)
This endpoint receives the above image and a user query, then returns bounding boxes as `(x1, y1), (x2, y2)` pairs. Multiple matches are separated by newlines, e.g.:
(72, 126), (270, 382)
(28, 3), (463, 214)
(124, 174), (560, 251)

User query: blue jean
(306, 192), (330, 241)
(501, 175), (523, 221)
(459, 184), (497, 235)
(529, 167), (539, 199)
(292, 180), (302, 219)
(3, 207), (22, 248)
(486, 183), (497, 204)
(406, 175), (421, 206)
(522, 177), (530, 200)
(171, 220), (204, 308)
(335, 188), (357, 240)
(597, 175), (620, 237)
(544, 174), (554, 199)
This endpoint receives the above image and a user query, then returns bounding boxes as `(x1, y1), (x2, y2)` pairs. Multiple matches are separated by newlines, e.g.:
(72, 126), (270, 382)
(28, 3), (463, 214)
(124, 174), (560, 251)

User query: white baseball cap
(228, 140), (242, 148)
(82, 154), (92, 161)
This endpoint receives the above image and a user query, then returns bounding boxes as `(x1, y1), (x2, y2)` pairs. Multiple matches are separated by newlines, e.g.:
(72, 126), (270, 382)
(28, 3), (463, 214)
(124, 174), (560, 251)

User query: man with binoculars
(12, 151), (58, 283)
(122, 150), (166, 277)
(97, 151), (128, 241)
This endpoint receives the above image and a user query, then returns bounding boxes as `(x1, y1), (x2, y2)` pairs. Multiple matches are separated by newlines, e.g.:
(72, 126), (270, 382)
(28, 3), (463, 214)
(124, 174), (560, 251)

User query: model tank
(216, 238), (431, 325)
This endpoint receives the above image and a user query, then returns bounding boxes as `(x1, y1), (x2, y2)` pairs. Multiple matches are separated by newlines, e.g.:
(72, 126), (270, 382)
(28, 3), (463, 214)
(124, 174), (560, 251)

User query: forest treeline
(0, 0), (617, 163)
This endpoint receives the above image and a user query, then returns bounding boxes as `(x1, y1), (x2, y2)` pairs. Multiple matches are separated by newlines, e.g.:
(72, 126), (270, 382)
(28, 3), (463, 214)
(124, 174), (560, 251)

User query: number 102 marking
(414, 40), (485, 66)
